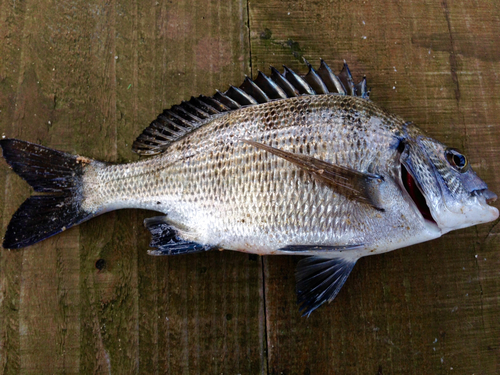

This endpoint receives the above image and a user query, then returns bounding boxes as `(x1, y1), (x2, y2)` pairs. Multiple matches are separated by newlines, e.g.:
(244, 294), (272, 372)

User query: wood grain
(0, 0), (499, 373)
(249, 0), (500, 374)
(0, 0), (262, 374)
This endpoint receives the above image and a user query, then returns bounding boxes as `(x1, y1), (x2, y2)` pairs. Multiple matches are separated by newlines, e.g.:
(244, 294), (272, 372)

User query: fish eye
(445, 149), (469, 173)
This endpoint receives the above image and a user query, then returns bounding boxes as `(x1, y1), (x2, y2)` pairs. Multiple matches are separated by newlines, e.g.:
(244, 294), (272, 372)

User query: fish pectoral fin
(296, 256), (358, 316)
(144, 216), (212, 256)
(242, 139), (385, 210)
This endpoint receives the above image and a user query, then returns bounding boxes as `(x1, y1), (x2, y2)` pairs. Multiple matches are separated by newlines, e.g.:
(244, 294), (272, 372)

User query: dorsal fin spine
(157, 115), (186, 136)
(304, 61), (329, 95)
(136, 134), (159, 143)
(318, 59), (346, 95)
(283, 65), (315, 95)
(199, 95), (229, 112)
(187, 98), (210, 116)
(164, 112), (191, 131)
(270, 66), (299, 97)
(356, 77), (368, 99)
(240, 76), (270, 104)
(190, 96), (219, 115)
(225, 86), (258, 106)
(339, 62), (356, 96)
(171, 105), (202, 123)
(180, 100), (211, 119)
(254, 71), (288, 99)
(148, 129), (176, 141)
(148, 129), (176, 142)
(214, 90), (242, 109)
(169, 107), (199, 127)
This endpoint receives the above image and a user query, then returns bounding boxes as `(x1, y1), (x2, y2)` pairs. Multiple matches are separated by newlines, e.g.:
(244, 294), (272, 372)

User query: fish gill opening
(401, 163), (436, 224)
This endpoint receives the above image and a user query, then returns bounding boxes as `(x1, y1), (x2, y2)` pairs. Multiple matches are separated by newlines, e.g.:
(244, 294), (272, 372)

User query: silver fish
(1, 60), (498, 315)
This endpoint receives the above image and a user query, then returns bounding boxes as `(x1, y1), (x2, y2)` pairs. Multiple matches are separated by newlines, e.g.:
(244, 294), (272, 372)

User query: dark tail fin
(1, 139), (94, 248)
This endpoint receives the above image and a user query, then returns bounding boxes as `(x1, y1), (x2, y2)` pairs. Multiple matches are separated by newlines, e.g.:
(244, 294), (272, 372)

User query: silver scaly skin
(1, 61), (497, 315)
(83, 95), (440, 256)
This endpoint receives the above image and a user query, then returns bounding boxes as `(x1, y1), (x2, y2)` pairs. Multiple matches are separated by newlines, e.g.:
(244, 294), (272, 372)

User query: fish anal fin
(144, 216), (212, 256)
(242, 140), (385, 210)
(296, 256), (358, 316)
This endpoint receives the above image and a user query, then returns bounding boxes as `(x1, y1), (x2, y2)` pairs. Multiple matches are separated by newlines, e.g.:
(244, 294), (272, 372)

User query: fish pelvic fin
(296, 256), (358, 317)
(145, 216), (213, 256)
(0, 139), (95, 248)
(242, 140), (386, 210)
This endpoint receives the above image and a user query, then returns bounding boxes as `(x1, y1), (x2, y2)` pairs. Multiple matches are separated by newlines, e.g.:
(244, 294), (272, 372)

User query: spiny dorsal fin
(132, 61), (369, 156)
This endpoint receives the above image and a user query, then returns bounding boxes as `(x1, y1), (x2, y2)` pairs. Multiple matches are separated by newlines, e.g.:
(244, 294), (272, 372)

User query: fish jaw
(433, 193), (499, 234)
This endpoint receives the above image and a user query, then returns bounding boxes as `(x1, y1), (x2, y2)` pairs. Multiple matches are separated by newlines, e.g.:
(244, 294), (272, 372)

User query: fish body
(1, 61), (498, 315)
(83, 95), (439, 256)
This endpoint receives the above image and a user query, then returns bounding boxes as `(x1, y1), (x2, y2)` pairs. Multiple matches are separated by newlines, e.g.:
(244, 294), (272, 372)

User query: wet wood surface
(0, 0), (499, 373)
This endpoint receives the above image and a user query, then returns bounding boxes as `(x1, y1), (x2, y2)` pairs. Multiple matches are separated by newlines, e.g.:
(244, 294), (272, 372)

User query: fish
(1, 60), (498, 316)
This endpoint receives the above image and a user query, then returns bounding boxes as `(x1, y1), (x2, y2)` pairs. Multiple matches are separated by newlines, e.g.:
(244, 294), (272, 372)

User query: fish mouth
(474, 189), (498, 205)
(401, 163), (437, 224)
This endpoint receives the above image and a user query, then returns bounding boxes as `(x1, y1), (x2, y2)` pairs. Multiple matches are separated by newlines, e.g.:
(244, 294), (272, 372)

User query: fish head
(400, 127), (498, 234)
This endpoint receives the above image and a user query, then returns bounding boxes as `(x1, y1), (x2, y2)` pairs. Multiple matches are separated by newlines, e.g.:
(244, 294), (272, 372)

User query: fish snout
(481, 189), (497, 204)
(471, 188), (497, 204)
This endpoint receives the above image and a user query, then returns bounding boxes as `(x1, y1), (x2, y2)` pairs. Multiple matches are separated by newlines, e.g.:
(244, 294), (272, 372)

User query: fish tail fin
(1, 139), (95, 248)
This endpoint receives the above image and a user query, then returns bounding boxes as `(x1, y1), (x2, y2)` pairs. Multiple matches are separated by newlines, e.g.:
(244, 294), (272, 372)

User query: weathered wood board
(0, 0), (499, 373)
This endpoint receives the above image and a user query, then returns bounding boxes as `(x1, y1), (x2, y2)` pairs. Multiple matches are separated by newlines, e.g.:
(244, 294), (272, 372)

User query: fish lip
(437, 192), (499, 234)
(474, 189), (498, 204)
(474, 189), (499, 215)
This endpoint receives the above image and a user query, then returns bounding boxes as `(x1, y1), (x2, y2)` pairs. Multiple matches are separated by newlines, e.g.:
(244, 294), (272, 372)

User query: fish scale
(1, 61), (497, 315)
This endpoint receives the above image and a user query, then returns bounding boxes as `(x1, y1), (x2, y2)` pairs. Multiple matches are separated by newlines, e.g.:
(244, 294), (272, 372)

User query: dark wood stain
(0, 0), (499, 374)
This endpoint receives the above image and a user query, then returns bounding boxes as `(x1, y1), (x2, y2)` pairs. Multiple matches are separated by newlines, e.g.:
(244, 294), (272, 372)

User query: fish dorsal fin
(132, 60), (369, 155)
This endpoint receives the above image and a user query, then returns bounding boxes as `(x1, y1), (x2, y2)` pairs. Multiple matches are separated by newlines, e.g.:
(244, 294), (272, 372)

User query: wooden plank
(249, 0), (500, 373)
(0, 0), (264, 374)
(0, 0), (28, 372)
(1, 0), (85, 372)
(1, 0), (500, 373)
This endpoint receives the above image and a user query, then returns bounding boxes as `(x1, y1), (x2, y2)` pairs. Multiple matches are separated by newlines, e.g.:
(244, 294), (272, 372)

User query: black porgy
(1, 60), (498, 315)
